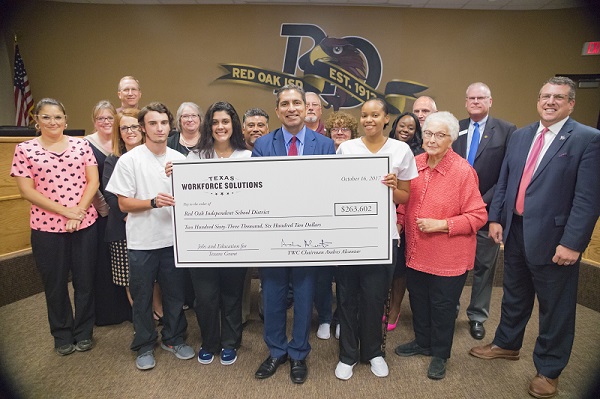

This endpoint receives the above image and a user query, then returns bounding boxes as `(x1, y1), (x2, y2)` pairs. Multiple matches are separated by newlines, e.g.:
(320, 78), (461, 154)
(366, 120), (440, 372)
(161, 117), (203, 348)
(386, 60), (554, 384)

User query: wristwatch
(150, 197), (158, 208)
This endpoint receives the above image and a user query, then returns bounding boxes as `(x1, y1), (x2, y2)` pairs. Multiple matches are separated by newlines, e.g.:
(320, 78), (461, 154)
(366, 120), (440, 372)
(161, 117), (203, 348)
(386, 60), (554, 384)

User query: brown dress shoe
(528, 374), (558, 398)
(469, 343), (520, 360)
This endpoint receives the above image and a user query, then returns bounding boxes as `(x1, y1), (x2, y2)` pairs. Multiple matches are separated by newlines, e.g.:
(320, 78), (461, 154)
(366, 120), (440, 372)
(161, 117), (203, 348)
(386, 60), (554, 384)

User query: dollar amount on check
(171, 155), (393, 267)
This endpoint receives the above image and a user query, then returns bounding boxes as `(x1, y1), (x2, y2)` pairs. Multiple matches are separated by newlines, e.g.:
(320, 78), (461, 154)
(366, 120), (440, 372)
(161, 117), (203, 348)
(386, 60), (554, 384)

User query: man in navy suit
(252, 84), (335, 384)
(470, 77), (600, 398)
(453, 82), (516, 340)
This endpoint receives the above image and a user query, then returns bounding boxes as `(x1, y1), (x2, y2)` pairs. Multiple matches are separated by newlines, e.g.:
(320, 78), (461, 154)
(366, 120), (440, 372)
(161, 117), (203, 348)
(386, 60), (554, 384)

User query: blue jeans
(314, 266), (335, 324)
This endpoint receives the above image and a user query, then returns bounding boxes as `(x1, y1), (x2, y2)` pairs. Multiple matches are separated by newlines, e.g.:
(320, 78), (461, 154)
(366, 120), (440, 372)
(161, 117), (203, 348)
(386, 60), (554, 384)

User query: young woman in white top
(334, 98), (418, 380)
(179, 101), (250, 366)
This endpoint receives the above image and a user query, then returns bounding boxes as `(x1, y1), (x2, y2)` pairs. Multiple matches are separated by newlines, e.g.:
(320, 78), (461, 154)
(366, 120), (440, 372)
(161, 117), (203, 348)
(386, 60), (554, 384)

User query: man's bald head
(412, 96), (437, 126)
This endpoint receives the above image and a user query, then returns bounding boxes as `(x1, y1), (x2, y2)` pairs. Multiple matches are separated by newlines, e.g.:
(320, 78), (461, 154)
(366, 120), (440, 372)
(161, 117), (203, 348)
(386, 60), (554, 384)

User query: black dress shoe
(290, 359), (308, 384)
(469, 321), (485, 340)
(255, 355), (288, 379)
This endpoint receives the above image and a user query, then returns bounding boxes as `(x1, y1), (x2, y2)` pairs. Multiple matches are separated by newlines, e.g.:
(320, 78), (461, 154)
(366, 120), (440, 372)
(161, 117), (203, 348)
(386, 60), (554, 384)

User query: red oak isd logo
(216, 23), (428, 113)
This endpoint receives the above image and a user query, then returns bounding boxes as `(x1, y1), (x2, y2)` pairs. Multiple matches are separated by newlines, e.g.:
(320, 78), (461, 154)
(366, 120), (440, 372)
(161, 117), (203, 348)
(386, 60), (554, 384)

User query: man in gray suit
(452, 82), (516, 340)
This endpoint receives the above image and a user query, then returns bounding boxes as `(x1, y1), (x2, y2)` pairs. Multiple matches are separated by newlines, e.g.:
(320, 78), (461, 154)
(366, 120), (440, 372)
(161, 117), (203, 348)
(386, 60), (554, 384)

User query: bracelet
(150, 197), (158, 208)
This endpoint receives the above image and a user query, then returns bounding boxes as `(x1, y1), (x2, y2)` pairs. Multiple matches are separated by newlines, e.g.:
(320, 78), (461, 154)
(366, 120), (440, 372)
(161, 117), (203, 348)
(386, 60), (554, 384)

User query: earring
(35, 123), (39, 130)
(65, 123), (68, 128)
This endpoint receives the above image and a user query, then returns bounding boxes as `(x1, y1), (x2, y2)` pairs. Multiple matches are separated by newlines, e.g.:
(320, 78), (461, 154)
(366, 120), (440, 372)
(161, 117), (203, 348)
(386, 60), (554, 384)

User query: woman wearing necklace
(167, 102), (204, 311)
(86, 100), (132, 326)
(167, 101), (250, 366)
(334, 98), (418, 380)
(167, 102), (203, 155)
(11, 98), (99, 355)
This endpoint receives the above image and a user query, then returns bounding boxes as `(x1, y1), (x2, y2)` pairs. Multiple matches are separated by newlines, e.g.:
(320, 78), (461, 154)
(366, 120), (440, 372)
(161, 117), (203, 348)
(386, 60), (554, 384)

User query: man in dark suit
(470, 77), (600, 398)
(252, 84), (336, 384)
(452, 82), (516, 340)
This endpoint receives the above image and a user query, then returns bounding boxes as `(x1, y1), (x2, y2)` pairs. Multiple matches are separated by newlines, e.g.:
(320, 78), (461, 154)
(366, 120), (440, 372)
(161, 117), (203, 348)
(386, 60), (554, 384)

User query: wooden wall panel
(0, 198), (31, 255)
(1, 138), (25, 198)
(583, 219), (600, 265)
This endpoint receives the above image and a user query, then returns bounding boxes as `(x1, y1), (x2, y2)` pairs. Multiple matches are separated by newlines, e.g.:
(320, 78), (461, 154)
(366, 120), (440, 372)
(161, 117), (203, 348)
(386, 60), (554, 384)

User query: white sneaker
(317, 323), (331, 339)
(335, 324), (340, 340)
(335, 361), (356, 380)
(369, 356), (389, 377)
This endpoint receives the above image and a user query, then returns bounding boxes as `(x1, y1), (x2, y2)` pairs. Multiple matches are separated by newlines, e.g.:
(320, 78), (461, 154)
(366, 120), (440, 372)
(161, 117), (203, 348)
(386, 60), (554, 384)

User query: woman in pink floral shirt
(11, 98), (99, 356)
(395, 111), (487, 380)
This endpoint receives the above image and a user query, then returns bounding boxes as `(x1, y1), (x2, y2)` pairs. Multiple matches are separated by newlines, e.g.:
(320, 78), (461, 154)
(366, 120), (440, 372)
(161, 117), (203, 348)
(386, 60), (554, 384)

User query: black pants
(190, 267), (247, 353)
(31, 224), (97, 348)
(407, 267), (467, 359)
(336, 241), (396, 365)
(129, 247), (188, 354)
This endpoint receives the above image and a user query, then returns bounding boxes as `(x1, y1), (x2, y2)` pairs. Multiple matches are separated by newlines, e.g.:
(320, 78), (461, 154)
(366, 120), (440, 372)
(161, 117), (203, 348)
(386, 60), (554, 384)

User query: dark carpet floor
(1, 281), (599, 399)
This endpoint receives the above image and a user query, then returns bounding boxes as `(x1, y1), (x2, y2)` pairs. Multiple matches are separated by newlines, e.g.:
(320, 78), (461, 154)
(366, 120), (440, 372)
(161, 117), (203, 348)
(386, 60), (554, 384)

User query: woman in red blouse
(395, 111), (487, 380)
(11, 98), (99, 356)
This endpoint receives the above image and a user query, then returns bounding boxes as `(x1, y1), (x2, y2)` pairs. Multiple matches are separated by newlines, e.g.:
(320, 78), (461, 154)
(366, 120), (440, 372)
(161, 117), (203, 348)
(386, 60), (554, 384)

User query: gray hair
(423, 111), (459, 142)
(176, 102), (203, 132)
(243, 108), (269, 123)
(465, 82), (492, 97)
(541, 76), (576, 100)
(414, 95), (438, 112)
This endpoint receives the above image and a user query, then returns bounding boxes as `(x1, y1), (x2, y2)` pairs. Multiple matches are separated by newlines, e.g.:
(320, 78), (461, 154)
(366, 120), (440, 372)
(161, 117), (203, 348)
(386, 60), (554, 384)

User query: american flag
(13, 44), (34, 126)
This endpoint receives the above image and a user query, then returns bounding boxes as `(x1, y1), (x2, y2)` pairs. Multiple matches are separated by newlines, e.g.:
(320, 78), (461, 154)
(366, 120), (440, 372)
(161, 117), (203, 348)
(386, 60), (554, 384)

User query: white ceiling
(44, 0), (584, 11)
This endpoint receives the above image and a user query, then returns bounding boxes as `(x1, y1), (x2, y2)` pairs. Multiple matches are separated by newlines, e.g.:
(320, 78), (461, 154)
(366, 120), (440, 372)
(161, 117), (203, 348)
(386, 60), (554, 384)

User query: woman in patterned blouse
(11, 98), (99, 356)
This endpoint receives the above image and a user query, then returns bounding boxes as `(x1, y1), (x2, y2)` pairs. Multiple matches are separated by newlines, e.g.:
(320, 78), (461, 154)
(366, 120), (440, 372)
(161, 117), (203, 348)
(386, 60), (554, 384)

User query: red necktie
(288, 136), (298, 156)
(515, 127), (547, 215)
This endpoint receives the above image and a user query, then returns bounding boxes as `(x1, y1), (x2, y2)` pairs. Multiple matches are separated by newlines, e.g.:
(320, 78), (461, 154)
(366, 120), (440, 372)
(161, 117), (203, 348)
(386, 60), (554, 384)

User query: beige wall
(2, 2), (599, 132)
(1, 2), (600, 261)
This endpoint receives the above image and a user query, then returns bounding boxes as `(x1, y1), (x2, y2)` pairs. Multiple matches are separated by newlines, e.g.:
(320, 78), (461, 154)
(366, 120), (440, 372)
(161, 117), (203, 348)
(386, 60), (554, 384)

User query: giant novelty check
(171, 155), (393, 267)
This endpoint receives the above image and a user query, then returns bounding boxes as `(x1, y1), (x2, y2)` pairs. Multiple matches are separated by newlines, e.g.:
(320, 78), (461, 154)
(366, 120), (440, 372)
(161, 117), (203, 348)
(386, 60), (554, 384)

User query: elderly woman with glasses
(168, 102), (203, 155)
(325, 111), (359, 150)
(394, 111), (487, 380)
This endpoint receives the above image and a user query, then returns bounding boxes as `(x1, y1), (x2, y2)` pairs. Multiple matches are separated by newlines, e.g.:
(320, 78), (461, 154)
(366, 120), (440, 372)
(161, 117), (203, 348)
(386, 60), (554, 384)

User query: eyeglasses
(330, 127), (351, 133)
(181, 114), (200, 120)
(423, 130), (449, 140)
(539, 93), (570, 102)
(96, 116), (114, 123)
(466, 96), (489, 102)
(120, 125), (141, 133)
(38, 115), (65, 123)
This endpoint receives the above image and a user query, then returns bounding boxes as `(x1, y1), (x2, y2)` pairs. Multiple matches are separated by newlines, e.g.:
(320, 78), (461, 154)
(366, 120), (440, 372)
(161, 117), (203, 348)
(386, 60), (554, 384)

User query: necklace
(180, 134), (199, 148)
(214, 147), (233, 158)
